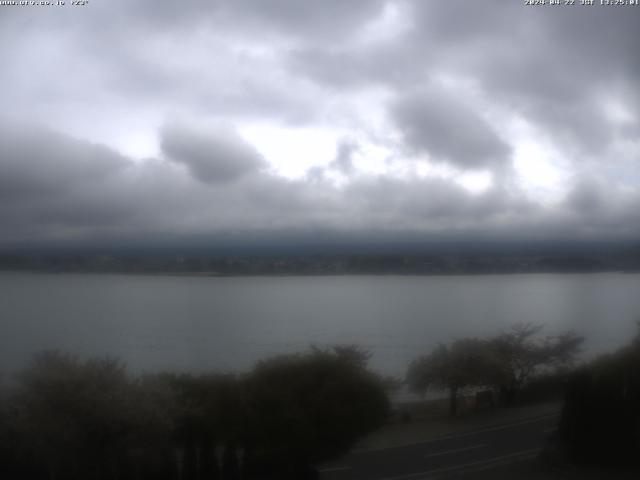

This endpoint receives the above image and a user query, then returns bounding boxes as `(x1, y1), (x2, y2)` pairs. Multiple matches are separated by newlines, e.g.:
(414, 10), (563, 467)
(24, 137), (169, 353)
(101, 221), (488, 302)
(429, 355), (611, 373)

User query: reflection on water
(1, 272), (639, 377)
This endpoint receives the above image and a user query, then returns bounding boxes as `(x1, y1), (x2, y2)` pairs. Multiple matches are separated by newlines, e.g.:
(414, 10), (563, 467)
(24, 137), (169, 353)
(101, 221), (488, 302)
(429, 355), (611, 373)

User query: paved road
(318, 412), (559, 480)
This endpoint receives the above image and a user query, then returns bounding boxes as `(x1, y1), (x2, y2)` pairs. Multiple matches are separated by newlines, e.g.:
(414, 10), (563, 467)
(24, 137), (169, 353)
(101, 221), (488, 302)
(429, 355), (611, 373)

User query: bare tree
(406, 338), (493, 416)
(488, 323), (583, 405)
(407, 324), (584, 414)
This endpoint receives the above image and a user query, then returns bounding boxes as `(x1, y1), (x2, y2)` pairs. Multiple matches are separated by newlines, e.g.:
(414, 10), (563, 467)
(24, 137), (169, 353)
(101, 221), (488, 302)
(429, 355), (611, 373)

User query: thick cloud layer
(161, 121), (266, 184)
(0, 1), (639, 249)
(391, 89), (511, 169)
(2, 122), (638, 249)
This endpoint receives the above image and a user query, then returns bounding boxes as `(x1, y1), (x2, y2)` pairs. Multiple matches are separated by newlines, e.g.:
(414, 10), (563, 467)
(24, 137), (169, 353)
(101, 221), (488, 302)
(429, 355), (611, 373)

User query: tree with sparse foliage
(487, 323), (583, 405)
(407, 325), (584, 415)
(406, 338), (494, 416)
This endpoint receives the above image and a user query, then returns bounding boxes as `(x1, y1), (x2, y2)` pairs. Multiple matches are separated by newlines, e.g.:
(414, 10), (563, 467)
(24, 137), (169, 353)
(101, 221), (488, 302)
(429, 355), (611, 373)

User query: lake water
(1, 272), (639, 378)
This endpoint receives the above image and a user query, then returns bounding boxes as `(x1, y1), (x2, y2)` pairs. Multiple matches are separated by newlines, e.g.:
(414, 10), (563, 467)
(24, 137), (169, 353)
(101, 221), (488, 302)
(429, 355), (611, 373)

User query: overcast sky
(1, 0), (639, 251)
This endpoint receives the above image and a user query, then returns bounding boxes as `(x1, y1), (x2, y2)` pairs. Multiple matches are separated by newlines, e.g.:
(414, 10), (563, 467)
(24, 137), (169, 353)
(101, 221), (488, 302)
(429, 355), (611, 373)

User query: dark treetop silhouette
(0, 346), (389, 480)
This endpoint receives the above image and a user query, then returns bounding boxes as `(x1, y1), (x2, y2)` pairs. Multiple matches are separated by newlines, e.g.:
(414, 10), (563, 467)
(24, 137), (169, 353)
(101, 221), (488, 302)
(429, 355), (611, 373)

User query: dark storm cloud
(330, 140), (358, 176)
(82, 0), (386, 41)
(408, 1), (640, 156)
(0, 125), (128, 203)
(1, 0), (639, 248)
(0, 122), (550, 247)
(558, 176), (640, 239)
(345, 176), (521, 227)
(565, 177), (608, 217)
(224, 0), (387, 41)
(562, 175), (640, 233)
(0, 2), (329, 129)
(289, 43), (424, 91)
(391, 89), (511, 169)
(160, 121), (266, 184)
(289, 1), (640, 160)
(0, 125), (137, 243)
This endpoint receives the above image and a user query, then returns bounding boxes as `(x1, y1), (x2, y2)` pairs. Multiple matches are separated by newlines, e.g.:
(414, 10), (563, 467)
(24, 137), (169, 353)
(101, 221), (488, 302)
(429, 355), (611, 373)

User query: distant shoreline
(2, 250), (639, 278)
(0, 268), (635, 278)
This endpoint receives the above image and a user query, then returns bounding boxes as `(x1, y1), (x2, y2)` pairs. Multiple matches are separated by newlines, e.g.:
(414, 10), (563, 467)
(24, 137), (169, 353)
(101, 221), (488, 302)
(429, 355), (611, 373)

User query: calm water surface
(1, 272), (639, 377)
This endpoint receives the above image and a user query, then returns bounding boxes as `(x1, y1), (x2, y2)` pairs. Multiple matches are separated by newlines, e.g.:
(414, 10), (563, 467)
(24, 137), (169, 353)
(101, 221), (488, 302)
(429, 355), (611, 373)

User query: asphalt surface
(318, 412), (559, 480)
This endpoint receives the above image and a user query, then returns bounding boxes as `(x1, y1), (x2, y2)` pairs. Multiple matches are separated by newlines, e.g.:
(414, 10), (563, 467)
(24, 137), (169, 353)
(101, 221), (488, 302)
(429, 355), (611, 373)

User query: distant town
(2, 247), (640, 276)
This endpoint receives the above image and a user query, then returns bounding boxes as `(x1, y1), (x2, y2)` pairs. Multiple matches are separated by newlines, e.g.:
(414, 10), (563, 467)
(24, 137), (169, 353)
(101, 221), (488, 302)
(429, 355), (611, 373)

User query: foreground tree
(156, 372), (245, 480)
(559, 330), (640, 467)
(13, 352), (160, 479)
(406, 338), (493, 416)
(407, 325), (584, 414)
(488, 323), (583, 405)
(11, 351), (174, 480)
(244, 346), (389, 479)
(4, 347), (389, 480)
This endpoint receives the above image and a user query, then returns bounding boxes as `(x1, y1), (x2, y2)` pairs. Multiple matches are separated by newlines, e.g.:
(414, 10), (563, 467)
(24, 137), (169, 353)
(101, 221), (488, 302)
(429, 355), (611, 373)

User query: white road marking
(424, 443), (487, 458)
(378, 448), (540, 480)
